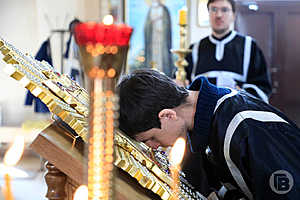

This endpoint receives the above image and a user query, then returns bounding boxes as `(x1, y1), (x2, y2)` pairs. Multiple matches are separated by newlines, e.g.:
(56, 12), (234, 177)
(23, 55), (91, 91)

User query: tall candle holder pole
(171, 11), (191, 87)
(74, 15), (132, 200)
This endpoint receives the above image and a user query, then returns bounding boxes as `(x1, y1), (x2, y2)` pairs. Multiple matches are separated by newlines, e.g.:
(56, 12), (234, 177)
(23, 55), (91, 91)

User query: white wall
(0, 0), (40, 126)
(0, 0), (100, 126)
(188, 0), (211, 45)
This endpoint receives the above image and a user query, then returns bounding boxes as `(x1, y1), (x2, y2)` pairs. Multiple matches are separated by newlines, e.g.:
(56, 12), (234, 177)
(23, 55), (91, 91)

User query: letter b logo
(270, 170), (293, 194)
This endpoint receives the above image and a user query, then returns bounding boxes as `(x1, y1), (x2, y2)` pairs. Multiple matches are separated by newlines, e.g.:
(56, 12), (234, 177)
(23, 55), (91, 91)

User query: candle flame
(3, 135), (25, 166)
(103, 15), (114, 25)
(73, 185), (88, 200)
(169, 137), (186, 166)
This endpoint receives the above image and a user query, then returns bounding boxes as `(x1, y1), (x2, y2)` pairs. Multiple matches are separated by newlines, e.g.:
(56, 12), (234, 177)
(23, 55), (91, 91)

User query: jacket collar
(209, 31), (237, 61)
(187, 77), (231, 153)
(211, 30), (233, 41)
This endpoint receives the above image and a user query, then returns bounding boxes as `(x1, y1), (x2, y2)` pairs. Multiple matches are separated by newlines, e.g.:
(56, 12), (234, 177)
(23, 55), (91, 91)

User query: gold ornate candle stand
(171, 24), (191, 87)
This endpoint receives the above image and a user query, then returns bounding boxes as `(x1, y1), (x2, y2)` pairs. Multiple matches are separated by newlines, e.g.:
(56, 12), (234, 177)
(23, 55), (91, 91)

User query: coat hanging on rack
(64, 18), (84, 87)
(64, 35), (84, 86)
(24, 38), (52, 113)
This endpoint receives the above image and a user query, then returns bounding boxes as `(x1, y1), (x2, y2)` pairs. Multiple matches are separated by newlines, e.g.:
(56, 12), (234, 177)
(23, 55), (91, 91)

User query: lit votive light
(2, 135), (25, 200)
(103, 15), (114, 25)
(169, 137), (186, 199)
(73, 185), (88, 200)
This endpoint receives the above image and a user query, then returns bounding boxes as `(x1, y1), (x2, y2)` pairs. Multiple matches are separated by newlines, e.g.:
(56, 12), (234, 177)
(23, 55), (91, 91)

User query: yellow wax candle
(179, 8), (187, 25)
(3, 173), (14, 200)
(2, 136), (25, 200)
(170, 165), (181, 199)
(169, 137), (186, 199)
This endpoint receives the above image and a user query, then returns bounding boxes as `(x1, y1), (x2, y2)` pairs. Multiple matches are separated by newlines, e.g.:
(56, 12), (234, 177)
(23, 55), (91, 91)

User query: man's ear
(158, 109), (177, 120)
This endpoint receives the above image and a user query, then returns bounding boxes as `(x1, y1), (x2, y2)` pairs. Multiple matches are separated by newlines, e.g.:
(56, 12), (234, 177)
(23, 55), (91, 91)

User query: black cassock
(186, 31), (272, 103)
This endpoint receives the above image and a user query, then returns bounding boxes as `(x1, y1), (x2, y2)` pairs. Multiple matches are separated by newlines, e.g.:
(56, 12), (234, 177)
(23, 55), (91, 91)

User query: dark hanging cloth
(64, 18), (80, 59)
(64, 33), (73, 59)
(35, 38), (53, 66)
(63, 18), (84, 86)
(25, 38), (52, 113)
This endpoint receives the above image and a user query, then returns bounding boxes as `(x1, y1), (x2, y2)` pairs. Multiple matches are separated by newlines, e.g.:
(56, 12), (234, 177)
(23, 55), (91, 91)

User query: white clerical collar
(209, 30), (237, 61)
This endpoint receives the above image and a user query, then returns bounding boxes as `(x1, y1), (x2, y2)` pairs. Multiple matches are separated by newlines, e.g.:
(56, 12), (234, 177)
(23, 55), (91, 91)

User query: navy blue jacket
(187, 77), (300, 199)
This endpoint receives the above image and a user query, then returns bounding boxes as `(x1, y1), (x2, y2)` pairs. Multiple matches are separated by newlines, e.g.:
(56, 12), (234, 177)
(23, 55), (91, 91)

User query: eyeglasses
(209, 7), (232, 14)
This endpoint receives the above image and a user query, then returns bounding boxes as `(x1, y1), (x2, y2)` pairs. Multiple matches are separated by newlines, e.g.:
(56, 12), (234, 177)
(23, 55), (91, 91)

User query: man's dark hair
(117, 69), (189, 138)
(207, 0), (236, 13)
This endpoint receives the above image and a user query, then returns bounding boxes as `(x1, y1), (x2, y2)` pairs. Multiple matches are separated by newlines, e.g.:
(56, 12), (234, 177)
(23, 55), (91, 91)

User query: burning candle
(2, 135), (25, 200)
(178, 7), (187, 25)
(103, 15), (114, 25)
(169, 137), (186, 199)
(73, 185), (88, 200)
(74, 15), (132, 49)
(3, 174), (12, 200)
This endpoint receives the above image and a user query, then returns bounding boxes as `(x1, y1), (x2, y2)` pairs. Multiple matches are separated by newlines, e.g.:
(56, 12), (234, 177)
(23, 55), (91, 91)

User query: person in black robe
(184, 0), (272, 103)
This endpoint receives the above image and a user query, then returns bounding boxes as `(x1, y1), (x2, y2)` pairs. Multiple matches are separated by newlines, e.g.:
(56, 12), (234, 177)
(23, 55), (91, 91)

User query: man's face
(134, 117), (186, 149)
(208, 0), (235, 35)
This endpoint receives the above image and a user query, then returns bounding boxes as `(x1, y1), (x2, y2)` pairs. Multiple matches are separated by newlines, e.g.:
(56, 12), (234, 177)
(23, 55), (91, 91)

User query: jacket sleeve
(242, 41), (272, 102)
(227, 119), (300, 200)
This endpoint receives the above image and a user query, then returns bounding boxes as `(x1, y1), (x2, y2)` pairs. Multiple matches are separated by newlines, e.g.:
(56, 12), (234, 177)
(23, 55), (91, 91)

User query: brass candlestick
(171, 23), (191, 87)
